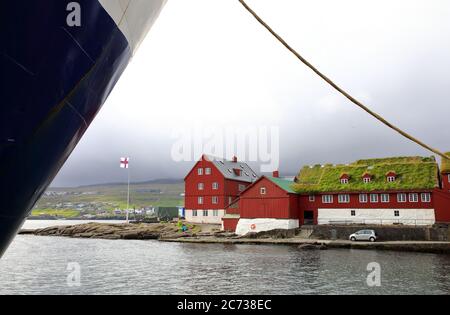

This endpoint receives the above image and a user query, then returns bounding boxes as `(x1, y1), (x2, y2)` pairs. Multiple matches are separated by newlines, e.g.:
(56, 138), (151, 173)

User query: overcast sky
(52, 0), (450, 187)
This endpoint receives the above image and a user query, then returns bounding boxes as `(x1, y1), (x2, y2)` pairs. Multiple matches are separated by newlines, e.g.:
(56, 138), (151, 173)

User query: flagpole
(126, 165), (130, 224)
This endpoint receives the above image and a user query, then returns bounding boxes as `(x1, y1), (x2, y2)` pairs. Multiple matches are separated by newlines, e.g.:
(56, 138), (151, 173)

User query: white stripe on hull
(98, 0), (167, 54)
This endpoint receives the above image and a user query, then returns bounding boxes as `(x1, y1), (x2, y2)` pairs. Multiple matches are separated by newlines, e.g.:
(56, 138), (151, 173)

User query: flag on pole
(120, 157), (130, 169)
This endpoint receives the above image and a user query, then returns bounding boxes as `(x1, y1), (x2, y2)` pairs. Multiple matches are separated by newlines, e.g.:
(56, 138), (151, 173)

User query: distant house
(222, 155), (450, 235)
(184, 155), (258, 224)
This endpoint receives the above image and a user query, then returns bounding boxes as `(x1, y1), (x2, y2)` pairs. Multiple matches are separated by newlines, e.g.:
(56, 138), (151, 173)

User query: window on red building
(381, 194), (390, 203)
(260, 187), (266, 195)
(198, 196), (204, 205)
(198, 183), (204, 190)
(370, 194), (379, 203)
(198, 168), (203, 175)
(322, 195), (333, 204)
(212, 196), (218, 204)
(421, 193), (431, 203)
(338, 194), (350, 203)
(212, 182), (218, 190)
(309, 195), (315, 202)
(239, 184), (246, 192)
(205, 168), (211, 175)
(397, 193), (407, 203)
(409, 193), (419, 203)
(387, 176), (396, 182)
(359, 194), (368, 203)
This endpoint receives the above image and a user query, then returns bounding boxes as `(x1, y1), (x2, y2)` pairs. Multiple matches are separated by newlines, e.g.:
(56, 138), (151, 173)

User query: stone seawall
(309, 225), (450, 242)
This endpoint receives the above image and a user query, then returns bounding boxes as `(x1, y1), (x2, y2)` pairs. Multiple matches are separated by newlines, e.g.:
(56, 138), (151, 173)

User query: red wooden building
(223, 173), (300, 234)
(222, 155), (450, 235)
(184, 155), (258, 224)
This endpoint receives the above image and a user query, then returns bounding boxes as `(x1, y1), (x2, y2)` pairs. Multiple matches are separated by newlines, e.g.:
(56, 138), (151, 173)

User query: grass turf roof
(442, 152), (450, 174)
(292, 156), (439, 194)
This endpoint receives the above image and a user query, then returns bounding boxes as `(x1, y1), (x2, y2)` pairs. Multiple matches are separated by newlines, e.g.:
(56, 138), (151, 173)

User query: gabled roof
(293, 156), (439, 194)
(204, 155), (259, 183)
(442, 152), (450, 174)
(266, 176), (297, 194)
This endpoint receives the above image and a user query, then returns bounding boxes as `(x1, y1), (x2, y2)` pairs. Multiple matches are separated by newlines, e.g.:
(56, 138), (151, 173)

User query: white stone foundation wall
(235, 218), (300, 236)
(185, 209), (225, 224)
(318, 208), (436, 226)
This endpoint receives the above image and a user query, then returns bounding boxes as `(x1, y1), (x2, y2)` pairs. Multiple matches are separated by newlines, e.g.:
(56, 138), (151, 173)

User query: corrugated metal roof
(266, 176), (297, 194)
(204, 155), (259, 183)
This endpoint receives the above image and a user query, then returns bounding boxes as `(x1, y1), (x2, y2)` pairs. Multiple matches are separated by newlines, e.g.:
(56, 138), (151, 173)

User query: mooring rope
(238, 0), (450, 161)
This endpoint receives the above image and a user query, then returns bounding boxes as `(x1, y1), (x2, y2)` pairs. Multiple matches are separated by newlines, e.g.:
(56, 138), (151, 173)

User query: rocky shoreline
(18, 222), (450, 254)
(19, 222), (205, 240)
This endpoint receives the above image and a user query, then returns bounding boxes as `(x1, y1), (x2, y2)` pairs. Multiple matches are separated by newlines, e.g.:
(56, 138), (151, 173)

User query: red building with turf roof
(221, 155), (450, 235)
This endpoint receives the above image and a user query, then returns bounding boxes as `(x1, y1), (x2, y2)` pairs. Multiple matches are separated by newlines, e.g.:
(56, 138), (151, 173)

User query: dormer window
(386, 172), (397, 183)
(362, 173), (372, 183)
(340, 173), (349, 184)
(233, 168), (242, 176)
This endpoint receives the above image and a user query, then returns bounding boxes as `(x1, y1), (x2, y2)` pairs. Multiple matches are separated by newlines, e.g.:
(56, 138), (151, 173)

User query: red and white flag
(120, 157), (130, 169)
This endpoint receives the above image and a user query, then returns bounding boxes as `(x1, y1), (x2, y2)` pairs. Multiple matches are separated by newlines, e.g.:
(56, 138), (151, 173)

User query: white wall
(185, 209), (224, 224)
(235, 219), (299, 236)
(318, 208), (436, 226)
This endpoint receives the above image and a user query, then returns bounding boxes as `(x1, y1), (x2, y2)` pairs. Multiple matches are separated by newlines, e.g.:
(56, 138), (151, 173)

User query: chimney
(232, 156), (238, 163)
(272, 171), (279, 178)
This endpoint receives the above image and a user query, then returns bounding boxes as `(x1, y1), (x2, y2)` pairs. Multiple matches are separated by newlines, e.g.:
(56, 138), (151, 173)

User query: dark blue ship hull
(0, 0), (134, 257)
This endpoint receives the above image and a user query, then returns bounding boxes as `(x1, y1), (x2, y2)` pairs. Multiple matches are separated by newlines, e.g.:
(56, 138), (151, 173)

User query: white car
(349, 230), (377, 242)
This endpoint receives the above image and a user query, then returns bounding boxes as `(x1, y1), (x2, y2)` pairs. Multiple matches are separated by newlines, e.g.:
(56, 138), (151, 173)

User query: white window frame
(322, 195), (333, 204)
(205, 167), (211, 175)
(338, 194), (350, 203)
(198, 183), (204, 190)
(309, 195), (315, 202)
(387, 176), (396, 182)
(363, 177), (371, 184)
(192, 210), (198, 217)
(198, 196), (204, 205)
(213, 210), (219, 217)
(397, 193), (407, 203)
(198, 168), (203, 175)
(421, 193), (431, 203)
(359, 194), (368, 203)
(409, 193), (419, 203)
(340, 178), (349, 184)
(212, 196), (219, 204)
(370, 194), (379, 203)
(212, 182), (219, 190)
(260, 187), (267, 195)
(381, 194), (390, 203)
(203, 210), (208, 217)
